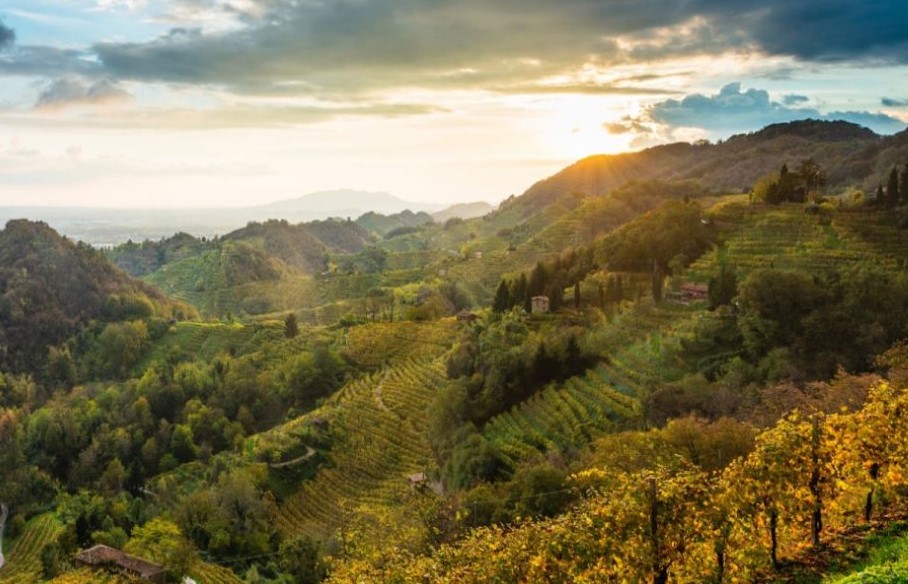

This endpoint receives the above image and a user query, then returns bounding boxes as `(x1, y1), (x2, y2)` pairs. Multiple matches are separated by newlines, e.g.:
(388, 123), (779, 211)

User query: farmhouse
(456, 310), (478, 323)
(74, 544), (166, 583)
(667, 283), (710, 305)
(531, 295), (550, 314)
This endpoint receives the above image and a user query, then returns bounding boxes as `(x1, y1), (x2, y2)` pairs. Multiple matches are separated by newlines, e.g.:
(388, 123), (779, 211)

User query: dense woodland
(4, 120), (908, 583)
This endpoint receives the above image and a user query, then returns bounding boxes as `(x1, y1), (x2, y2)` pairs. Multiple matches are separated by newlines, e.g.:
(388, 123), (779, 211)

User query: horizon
(1, 2), (907, 208)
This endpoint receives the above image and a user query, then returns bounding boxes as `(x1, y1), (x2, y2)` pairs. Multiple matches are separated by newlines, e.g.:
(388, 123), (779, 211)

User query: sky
(0, 0), (907, 208)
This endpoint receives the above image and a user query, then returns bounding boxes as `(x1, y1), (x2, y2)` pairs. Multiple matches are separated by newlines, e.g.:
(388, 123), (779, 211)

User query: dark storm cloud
(648, 83), (906, 135)
(739, 0), (908, 63)
(0, 20), (14, 50)
(883, 98), (908, 107)
(90, 0), (908, 94)
(35, 77), (131, 109)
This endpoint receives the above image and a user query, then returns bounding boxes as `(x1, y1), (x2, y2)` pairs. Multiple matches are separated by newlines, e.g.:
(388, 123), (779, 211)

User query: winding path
(0, 502), (8, 570)
(268, 446), (317, 468)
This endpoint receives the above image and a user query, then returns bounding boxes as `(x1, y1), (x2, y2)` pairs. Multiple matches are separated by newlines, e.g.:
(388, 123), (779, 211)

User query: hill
(355, 210), (433, 236)
(432, 202), (495, 223)
(0, 219), (192, 374)
(249, 189), (443, 222)
(0, 190), (441, 246)
(8, 119), (908, 584)
(506, 119), (906, 217)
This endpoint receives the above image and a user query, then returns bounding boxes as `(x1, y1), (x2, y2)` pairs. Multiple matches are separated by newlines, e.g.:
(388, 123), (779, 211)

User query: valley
(1, 120), (908, 583)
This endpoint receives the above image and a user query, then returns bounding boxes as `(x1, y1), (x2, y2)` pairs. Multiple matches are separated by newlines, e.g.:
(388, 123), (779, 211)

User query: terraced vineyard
(0, 514), (63, 584)
(342, 320), (457, 369)
(274, 357), (449, 539)
(483, 301), (699, 468)
(138, 320), (282, 371)
(832, 210), (908, 263)
(686, 204), (901, 282)
(188, 560), (246, 584)
(47, 569), (129, 584)
(484, 366), (643, 467)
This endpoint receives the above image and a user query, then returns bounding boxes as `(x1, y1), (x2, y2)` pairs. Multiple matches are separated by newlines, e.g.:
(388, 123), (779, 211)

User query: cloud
(783, 94), (809, 106)
(883, 98), (908, 107)
(0, 20), (14, 50)
(93, 0), (148, 12)
(644, 82), (906, 136)
(35, 77), (131, 110)
(737, 0), (908, 63)
(83, 0), (908, 97)
(0, 46), (102, 77)
(604, 121), (650, 135)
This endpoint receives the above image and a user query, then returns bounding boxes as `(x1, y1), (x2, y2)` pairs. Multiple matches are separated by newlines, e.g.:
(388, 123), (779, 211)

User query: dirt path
(268, 447), (317, 468)
(374, 368), (391, 413)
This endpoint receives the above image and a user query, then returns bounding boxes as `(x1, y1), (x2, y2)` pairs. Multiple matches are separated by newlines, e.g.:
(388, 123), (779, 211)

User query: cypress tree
(888, 167), (900, 207)
(512, 273), (528, 310)
(284, 313), (299, 338)
(493, 279), (510, 313)
(901, 163), (908, 204)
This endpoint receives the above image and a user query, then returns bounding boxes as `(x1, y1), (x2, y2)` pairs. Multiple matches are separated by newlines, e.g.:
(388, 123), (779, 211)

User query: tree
(125, 518), (195, 582)
(901, 163), (908, 204)
(284, 313), (299, 339)
(573, 282), (581, 308)
(493, 280), (510, 314)
(888, 166), (901, 207)
(707, 264), (737, 309)
(797, 158), (823, 202)
(279, 535), (327, 583)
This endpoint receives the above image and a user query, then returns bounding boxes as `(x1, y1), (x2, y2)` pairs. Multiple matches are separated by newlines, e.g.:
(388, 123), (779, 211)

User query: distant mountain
(432, 202), (495, 223)
(0, 219), (190, 374)
(0, 190), (444, 245)
(250, 190), (443, 222)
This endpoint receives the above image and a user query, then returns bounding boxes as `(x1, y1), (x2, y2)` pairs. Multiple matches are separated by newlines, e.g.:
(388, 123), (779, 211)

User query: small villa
(74, 544), (166, 583)
(667, 283), (710, 305)
(531, 295), (550, 314)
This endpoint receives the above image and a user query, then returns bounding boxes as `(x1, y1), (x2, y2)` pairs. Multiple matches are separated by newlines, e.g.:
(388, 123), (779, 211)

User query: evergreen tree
(493, 280), (511, 314)
(528, 262), (548, 297)
(548, 282), (563, 312)
(707, 264), (738, 309)
(901, 163), (908, 204)
(573, 282), (581, 308)
(512, 274), (528, 311)
(888, 167), (900, 207)
(284, 313), (299, 339)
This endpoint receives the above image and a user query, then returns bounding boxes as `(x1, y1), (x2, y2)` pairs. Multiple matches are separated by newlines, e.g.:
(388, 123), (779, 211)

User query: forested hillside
(4, 120), (908, 583)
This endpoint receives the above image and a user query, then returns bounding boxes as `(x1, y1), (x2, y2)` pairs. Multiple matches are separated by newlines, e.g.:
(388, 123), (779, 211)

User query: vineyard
(483, 300), (701, 468)
(341, 320), (457, 369)
(274, 356), (449, 539)
(139, 320), (281, 370)
(686, 203), (901, 282)
(46, 569), (128, 584)
(187, 560), (246, 584)
(0, 514), (62, 584)
(327, 381), (908, 583)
